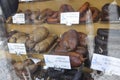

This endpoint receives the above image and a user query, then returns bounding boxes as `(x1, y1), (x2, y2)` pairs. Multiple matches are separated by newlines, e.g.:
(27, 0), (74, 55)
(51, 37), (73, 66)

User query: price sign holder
(8, 43), (27, 55)
(44, 55), (71, 69)
(12, 13), (25, 24)
(60, 12), (80, 26)
(91, 53), (120, 76)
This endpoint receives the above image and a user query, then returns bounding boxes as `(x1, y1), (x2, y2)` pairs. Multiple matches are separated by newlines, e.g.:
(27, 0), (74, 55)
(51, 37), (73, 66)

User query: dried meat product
(78, 32), (87, 47)
(54, 52), (85, 67)
(16, 35), (29, 44)
(29, 27), (49, 42)
(77, 2), (90, 13)
(59, 29), (79, 51)
(90, 7), (100, 22)
(13, 59), (38, 80)
(8, 32), (27, 43)
(59, 4), (75, 12)
(76, 47), (88, 58)
(25, 39), (36, 51)
(34, 34), (57, 53)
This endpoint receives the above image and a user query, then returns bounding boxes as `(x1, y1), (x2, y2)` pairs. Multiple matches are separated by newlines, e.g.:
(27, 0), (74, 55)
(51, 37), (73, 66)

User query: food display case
(0, 0), (120, 80)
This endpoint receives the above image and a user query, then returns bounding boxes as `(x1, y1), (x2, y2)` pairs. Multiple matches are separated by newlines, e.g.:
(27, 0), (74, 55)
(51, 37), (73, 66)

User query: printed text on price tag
(12, 13), (25, 24)
(60, 12), (80, 25)
(8, 43), (26, 54)
(91, 54), (120, 76)
(44, 55), (71, 69)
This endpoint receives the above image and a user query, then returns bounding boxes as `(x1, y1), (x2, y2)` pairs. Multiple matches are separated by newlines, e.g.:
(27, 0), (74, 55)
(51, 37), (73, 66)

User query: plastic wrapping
(91, 1), (120, 80)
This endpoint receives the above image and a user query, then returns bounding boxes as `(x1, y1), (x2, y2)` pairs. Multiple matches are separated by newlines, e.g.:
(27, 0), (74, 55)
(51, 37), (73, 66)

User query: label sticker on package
(12, 13), (25, 24)
(44, 55), (71, 69)
(60, 12), (79, 25)
(8, 43), (26, 54)
(91, 54), (120, 76)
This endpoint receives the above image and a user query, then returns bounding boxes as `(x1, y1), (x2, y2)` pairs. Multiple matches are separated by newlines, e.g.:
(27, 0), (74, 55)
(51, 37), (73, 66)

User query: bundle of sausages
(41, 4), (75, 24)
(53, 29), (89, 67)
(77, 2), (100, 23)
(13, 59), (38, 80)
(45, 2), (100, 24)
(7, 2), (101, 24)
(7, 2), (120, 24)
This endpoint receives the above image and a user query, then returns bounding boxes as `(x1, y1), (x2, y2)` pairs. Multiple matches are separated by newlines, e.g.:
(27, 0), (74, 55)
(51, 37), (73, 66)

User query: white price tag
(60, 12), (80, 25)
(91, 54), (120, 76)
(8, 43), (26, 54)
(44, 55), (71, 69)
(12, 13), (25, 24)
(30, 58), (41, 64)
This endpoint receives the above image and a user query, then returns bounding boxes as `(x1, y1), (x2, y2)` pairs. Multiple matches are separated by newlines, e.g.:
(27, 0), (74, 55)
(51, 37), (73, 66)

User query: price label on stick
(91, 54), (120, 76)
(44, 55), (71, 69)
(12, 13), (25, 24)
(60, 12), (80, 26)
(8, 43), (26, 55)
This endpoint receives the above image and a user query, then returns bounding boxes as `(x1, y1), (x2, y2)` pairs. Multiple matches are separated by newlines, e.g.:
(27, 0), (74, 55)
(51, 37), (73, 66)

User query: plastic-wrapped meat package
(92, 28), (120, 80)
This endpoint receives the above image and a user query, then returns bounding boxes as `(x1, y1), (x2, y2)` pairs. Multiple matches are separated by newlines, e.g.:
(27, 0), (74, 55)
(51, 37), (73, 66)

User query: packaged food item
(101, 3), (120, 22)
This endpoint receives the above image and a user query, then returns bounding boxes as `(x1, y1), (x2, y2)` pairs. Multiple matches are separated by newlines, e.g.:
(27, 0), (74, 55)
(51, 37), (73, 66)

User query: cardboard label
(30, 58), (41, 64)
(8, 43), (26, 54)
(12, 13), (25, 24)
(91, 54), (120, 76)
(44, 55), (71, 69)
(60, 12), (79, 25)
